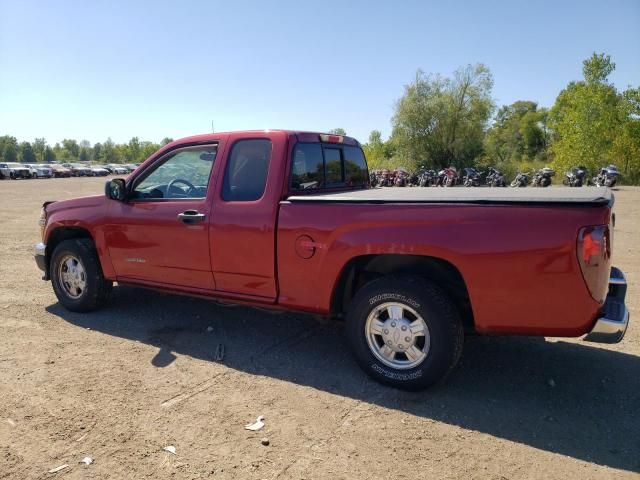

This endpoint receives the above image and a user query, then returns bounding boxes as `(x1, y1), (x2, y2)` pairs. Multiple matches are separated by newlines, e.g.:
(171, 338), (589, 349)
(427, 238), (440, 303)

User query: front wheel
(346, 276), (464, 390)
(51, 239), (113, 312)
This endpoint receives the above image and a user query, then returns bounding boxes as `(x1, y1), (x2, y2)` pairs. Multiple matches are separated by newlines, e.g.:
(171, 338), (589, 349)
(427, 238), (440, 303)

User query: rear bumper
(584, 267), (629, 344)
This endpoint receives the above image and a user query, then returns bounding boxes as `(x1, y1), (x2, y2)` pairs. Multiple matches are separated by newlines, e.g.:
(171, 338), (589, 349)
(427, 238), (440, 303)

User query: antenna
(211, 121), (215, 133)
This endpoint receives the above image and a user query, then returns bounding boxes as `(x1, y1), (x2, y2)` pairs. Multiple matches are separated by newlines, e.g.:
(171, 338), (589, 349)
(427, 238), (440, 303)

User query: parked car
(34, 130), (628, 391)
(0, 162), (31, 179)
(105, 164), (130, 175)
(49, 164), (72, 178)
(25, 164), (54, 178)
(61, 163), (92, 177)
(89, 165), (110, 177)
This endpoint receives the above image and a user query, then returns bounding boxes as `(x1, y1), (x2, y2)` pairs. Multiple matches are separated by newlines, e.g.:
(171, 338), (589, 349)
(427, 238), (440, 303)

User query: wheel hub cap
(58, 255), (86, 299)
(380, 318), (414, 351)
(365, 302), (431, 370)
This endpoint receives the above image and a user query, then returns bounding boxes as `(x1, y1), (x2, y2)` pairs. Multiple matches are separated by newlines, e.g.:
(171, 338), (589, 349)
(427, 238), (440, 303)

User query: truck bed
(286, 186), (613, 206)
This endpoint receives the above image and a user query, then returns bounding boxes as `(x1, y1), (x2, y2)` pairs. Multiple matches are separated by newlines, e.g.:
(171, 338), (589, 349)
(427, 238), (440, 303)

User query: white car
(25, 164), (53, 178)
(0, 162), (31, 179)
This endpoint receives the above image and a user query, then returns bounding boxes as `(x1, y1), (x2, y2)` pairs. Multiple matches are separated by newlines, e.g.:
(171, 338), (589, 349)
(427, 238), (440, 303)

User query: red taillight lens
(577, 225), (611, 303)
(582, 230), (603, 263)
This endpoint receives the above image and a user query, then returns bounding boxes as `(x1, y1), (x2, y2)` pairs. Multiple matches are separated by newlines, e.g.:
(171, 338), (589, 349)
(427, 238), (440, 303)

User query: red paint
(42, 130), (613, 338)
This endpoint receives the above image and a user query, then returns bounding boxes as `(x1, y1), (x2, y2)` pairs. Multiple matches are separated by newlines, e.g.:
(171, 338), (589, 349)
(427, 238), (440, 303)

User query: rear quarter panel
(277, 202), (611, 336)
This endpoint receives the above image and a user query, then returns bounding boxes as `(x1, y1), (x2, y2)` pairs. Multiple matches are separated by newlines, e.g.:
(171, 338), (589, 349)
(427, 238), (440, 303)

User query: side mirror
(105, 178), (127, 201)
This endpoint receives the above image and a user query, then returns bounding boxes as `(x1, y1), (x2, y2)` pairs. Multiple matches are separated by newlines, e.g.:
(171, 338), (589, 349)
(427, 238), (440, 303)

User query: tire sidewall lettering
(368, 293), (420, 310)
(371, 363), (423, 381)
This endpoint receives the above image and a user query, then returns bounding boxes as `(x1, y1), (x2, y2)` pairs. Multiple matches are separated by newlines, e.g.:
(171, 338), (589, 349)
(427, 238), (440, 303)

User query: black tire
(50, 238), (112, 312)
(346, 276), (464, 390)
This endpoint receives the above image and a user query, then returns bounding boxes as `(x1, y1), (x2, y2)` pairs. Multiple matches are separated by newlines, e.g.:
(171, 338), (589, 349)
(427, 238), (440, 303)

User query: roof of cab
(165, 130), (361, 148)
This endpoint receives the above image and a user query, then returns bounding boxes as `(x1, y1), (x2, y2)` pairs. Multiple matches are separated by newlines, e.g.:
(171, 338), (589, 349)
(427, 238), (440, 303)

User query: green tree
(78, 140), (91, 163)
(391, 64), (494, 171)
(79, 148), (90, 163)
(549, 52), (639, 180)
(20, 142), (37, 163)
(103, 138), (118, 163)
(33, 138), (46, 162)
(328, 128), (346, 135)
(127, 137), (141, 163)
(140, 141), (160, 160)
(61, 139), (80, 160)
(583, 53), (615, 85)
(43, 146), (56, 163)
(610, 87), (640, 182)
(0, 135), (19, 162)
(160, 137), (173, 146)
(362, 130), (396, 170)
(93, 143), (103, 162)
(485, 101), (548, 165)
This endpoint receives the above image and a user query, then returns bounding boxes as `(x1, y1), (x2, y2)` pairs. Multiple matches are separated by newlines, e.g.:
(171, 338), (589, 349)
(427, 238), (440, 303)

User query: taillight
(577, 225), (611, 303)
(319, 134), (344, 144)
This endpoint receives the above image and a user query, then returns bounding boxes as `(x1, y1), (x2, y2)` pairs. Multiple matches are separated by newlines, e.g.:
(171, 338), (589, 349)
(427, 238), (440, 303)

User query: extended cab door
(105, 144), (219, 291)
(208, 132), (288, 300)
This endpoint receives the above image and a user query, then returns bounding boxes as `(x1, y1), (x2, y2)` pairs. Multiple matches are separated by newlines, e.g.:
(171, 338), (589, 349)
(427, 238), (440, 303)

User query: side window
(132, 146), (217, 200)
(289, 142), (369, 192)
(222, 139), (272, 201)
(291, 143), (323, 190)
(343, 145), (368, 187)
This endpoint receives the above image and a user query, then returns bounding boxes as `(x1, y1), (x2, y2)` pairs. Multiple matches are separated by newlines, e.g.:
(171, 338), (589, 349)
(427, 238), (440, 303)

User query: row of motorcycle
(370, 164), (621, 188)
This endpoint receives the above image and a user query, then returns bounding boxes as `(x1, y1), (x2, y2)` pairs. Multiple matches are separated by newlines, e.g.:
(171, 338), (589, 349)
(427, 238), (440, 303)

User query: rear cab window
(290, 142), (368, 192)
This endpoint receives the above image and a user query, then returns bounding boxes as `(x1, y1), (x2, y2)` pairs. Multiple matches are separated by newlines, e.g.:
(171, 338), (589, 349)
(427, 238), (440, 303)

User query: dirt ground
(0, 177), (638, 480)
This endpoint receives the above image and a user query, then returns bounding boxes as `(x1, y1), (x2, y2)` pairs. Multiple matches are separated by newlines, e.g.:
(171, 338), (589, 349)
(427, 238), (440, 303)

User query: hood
(46, 195), (105, 214)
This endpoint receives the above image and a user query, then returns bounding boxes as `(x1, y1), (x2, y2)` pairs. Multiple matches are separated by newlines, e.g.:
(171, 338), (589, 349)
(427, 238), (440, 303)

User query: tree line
(0, 136), (173, 165)
(1, 53), (638, 183)
(355, 52), (640, 184)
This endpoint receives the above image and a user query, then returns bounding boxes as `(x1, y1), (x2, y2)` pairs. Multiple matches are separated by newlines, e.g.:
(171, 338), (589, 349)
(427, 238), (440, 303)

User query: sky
(0, 0), (639, 146)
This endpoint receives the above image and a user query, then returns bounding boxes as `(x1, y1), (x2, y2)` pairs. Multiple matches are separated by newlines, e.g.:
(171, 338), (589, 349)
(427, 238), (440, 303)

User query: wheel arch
(44, 227), (94, 280)
(331, 254), (475, 332)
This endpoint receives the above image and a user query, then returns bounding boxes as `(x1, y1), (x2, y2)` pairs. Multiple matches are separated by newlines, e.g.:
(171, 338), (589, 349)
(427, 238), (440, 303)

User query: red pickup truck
(35, 130), (629, 390)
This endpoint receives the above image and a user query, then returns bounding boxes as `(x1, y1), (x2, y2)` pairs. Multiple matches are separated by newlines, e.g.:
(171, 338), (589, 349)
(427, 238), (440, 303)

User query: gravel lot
(0, 177), (638, 479)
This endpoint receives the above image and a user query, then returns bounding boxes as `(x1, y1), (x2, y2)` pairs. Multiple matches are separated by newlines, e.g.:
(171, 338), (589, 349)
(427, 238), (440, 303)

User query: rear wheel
(51, 239), (112, 312)
(346, 276), (464, 390)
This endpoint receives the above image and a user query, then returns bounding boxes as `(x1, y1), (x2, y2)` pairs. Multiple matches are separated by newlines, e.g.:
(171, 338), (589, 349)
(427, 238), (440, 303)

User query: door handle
(177, 210), (206, 224)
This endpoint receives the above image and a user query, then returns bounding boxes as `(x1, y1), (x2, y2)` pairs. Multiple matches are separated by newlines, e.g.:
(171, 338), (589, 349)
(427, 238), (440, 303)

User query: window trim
(127, 143), (218, 202)
(221, 137), (273, 203)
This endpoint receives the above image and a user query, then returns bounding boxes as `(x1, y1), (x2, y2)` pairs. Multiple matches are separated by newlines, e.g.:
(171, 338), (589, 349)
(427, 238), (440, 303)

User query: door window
(132, 146), (217, 200)
(222, 139), (272, 201)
